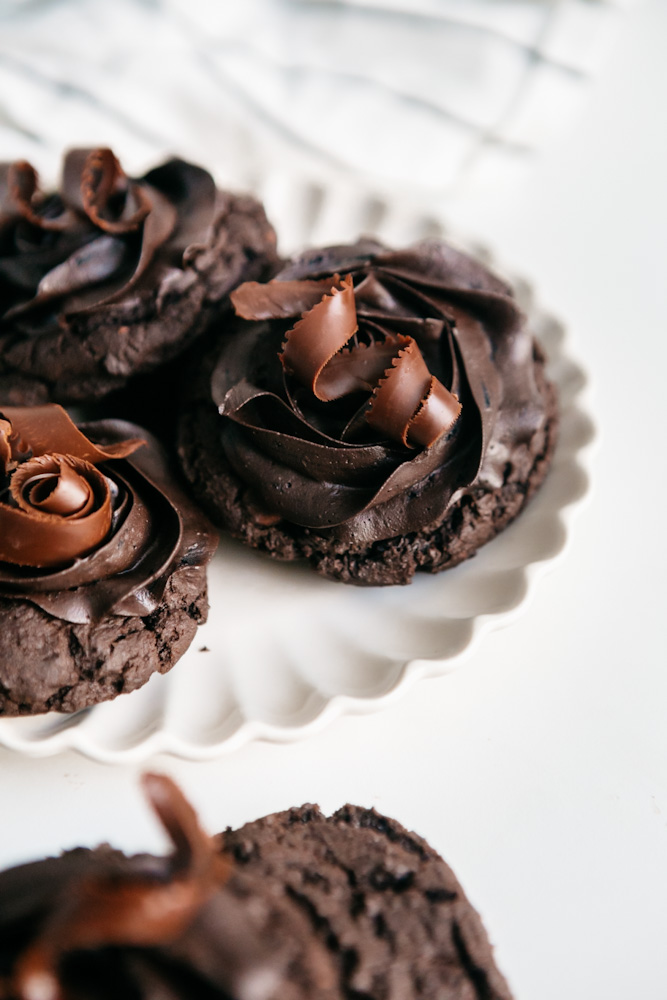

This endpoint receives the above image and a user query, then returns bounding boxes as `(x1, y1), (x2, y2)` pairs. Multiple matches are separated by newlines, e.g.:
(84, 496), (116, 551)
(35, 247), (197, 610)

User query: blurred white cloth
(0, 0), (636, 199)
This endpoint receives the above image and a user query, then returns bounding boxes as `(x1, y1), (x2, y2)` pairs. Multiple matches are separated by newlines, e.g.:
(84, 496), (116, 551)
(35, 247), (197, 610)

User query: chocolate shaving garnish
(280, 275), (358, 399)
(0, 406), (144, 569)
(0, 456), (112, 569)
(367, 338), (460, 448)
(230, 274), (339, 320)
(2, 161), (73, 231)
(274, 274), (461, 448)
(80, 148), (151, 234)
(0, 420), (30, 473)
(12, 775), (231, 1000)
(0, 418), (12, 472)
(0, 405), (143, 463)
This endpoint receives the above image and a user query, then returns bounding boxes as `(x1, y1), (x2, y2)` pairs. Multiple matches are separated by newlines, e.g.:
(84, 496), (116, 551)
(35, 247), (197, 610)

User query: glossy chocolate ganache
(198, 239), (554, 559)
(0, 148), (277, 403)
(0, 406), (217, 714)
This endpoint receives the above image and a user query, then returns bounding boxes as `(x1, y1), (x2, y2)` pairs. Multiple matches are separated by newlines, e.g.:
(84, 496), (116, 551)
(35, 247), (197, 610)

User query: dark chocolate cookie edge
(0, 563), (208, 716)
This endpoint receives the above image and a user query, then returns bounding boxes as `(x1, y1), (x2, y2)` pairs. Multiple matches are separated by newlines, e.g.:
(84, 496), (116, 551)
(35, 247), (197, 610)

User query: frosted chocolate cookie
(0, 405), (217, 715)
(0, 148), (278, 404)
(178, 238), (558, 585)
(0, 775), (514, 1000)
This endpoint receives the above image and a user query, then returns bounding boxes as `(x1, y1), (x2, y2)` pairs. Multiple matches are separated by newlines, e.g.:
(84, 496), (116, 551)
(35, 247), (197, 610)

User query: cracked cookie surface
(222, 803), (514, 1000)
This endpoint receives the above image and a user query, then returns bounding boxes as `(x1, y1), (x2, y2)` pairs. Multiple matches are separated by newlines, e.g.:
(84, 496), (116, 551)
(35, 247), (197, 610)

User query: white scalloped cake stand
(0, 197), (594, 761)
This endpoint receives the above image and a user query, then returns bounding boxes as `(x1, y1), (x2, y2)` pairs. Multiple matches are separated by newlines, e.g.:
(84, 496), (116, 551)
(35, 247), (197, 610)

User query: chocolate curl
(234, 265), (463, 449)
(0, 455), (112, 568)
(0, 407), (144, 569)
(0, 419), (12, 472)
(0, 405), (144, 463)
(367, 340), (461, 448)
(140, 773), (226, 879)
(280, 274), (358, 400)
(14, 455), (97, 517)
(79, 148), (151, 233)
(231, 275), (340, 320)
(279, 276), (461, 447)
(13, 775), (231, 1000)
(0, 419), (30, 473)
(408, 377), (462, 448)
(314, 336), (407, 401)
(2, 161), (73, 231)
(278, 276), (413, 403)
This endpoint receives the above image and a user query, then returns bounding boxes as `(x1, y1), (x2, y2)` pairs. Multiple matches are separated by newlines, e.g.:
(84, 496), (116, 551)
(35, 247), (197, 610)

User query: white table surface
(1, 2), (666, 999)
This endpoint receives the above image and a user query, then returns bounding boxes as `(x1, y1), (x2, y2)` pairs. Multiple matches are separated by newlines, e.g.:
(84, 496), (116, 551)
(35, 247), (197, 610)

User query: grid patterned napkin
(0, 0), (636, 195)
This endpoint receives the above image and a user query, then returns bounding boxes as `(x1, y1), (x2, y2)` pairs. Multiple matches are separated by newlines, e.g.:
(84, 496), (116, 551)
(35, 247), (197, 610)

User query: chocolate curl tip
(0, 405), (145, 463)
(408, 378), (461, 448)
(81, 148), (151, 234)
(231, 274), (341, 321)
(280, 274), (358, 401)
(0, 455), (113, 569)
(5, 160), (73, 232)
(235, 267), (463, 450)
(367, 339), (461, 449)
(12, 776), (231, 1000)
(142, 773), (231, 880)
(0, 418), (11, 471)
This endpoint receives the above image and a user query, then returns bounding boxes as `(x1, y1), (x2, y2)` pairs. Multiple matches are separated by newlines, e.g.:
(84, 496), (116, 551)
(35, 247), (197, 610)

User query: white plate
(0, 199), (594, 762)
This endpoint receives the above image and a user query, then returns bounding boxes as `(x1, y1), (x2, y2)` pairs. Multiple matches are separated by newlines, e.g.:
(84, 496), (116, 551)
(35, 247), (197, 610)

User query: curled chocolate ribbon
(3, 455), (112, 569)
(0, 404), (143, 468)
(78, 147), (151, 234)
(12, 775), (232, 1000)
(274, 274), (461, 449)
(0, 405), (142, 569)
(0, 418), (12, 469)
(1, 160), (73, 231)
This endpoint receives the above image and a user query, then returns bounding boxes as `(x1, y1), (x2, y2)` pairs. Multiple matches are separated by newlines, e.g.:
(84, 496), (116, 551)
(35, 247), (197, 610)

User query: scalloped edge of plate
(0, 204), (596, 762)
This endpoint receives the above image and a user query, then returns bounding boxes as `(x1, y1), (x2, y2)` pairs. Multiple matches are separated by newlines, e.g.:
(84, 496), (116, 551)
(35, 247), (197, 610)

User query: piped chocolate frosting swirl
(0, 148), (216, 335)
(214, 238), (545, 546)
(0, 405), (217, 623)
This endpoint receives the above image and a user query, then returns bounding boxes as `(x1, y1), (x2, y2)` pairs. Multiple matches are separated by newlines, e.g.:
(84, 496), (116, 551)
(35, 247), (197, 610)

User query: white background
(1, 2), (666, 998)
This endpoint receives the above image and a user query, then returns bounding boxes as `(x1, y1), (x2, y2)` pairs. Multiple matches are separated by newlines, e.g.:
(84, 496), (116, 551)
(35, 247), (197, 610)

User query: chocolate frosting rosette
(178, 238), (558, 585)
(0, 774), (514, 1000)
(0, 405), (217, 716)
(0, 148), (278, 405)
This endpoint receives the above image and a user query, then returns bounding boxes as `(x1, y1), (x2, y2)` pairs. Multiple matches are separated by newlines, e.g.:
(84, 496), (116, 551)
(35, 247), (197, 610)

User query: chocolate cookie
(0, 149), (278, 405)
(178, 238), (558, 585)
(0, 406), (217, 716)
(0, 775), (514, 1000)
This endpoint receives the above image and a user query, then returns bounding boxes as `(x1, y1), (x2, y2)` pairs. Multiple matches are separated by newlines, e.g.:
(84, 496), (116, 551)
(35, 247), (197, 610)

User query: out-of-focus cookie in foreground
(0, 774), (514, 1000)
